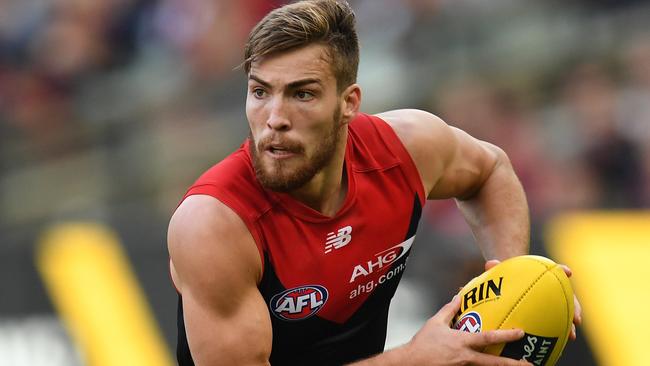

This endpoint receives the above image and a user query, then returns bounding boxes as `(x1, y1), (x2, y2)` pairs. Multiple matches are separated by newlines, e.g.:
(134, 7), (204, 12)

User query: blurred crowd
(2, 0), (649, 226)
(2, 0), (650, 285)
(2, 0), (648, 363)
(4, 0), (648, 273)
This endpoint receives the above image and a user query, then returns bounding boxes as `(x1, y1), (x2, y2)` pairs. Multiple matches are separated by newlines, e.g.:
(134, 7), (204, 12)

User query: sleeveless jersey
(176, 113), (426, 365)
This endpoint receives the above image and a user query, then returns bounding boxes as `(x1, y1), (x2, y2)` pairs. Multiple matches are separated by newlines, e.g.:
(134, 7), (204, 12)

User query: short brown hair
(243, 0), (359, 92)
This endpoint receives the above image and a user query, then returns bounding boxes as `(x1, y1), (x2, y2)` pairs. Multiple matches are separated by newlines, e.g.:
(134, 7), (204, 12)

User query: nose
(266, 98), (291, 131)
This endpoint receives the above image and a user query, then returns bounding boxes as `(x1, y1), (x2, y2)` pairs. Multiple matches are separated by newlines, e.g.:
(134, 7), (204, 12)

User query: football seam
(496, 261), (551, 330)
(547, 266), (573, 344)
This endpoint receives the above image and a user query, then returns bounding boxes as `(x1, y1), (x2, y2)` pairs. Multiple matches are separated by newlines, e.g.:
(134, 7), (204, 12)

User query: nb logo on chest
(324, 226), (352, 253)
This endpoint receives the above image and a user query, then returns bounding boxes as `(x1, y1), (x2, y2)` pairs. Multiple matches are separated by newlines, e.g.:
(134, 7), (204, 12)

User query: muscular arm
(377, 109), (529, 259)
(168, 195), (272, 365)
(348, 296), (528, 366)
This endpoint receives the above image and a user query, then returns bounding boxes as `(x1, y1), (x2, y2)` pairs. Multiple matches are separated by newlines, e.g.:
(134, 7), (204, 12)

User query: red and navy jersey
(176, 113), (426, 365)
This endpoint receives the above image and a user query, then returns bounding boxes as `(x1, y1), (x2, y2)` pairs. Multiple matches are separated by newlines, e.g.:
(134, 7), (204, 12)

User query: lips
(259, 137), (302, 158)
(260, 142), (297, 159)
(268, 146), (293, 155)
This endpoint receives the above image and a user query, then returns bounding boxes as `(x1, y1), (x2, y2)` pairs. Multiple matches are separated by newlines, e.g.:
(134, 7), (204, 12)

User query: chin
(257, 165), (313, 192)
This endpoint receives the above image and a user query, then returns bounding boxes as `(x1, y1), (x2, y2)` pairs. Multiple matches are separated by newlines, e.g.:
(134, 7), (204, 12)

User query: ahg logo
(325, 226), (352, 253)
(349, 236), (415, 283)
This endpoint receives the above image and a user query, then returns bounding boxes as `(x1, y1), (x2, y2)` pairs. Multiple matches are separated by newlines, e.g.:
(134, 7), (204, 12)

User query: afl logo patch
(270, 285), (328, 321)
(454, 311), (482, 333)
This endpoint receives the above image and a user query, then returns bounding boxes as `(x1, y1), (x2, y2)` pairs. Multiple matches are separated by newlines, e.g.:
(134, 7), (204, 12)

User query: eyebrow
(249, 74), (322, 90)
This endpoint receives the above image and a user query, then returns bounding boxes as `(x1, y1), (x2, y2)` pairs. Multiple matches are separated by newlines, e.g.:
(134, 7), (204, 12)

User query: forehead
(249, 44), (336, 86)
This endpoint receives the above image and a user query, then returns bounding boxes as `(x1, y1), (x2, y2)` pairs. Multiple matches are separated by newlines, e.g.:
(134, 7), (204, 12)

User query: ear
(340, 84), (361, 124)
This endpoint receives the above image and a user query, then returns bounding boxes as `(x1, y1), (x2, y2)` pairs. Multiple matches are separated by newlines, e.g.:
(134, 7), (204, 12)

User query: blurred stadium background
(2, 0), (649, 365)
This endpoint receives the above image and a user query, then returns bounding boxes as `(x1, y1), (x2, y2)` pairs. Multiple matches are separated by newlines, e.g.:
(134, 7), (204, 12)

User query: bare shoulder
(168, 194), (262, 296)
(375, 109), (506, 200)
(375, 109), (458, 193)
(376, 109), (449, 137)
(375, 109), (457, 162)
(168, 196), (271, 364)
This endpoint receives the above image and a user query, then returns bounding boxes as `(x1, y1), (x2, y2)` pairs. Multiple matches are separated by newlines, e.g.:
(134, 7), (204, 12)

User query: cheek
(303, 122), (332, 149)
(246, 98), (265, 132)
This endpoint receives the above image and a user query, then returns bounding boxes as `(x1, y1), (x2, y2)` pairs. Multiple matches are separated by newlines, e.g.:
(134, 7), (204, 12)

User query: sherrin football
(452, 255), (574, 366)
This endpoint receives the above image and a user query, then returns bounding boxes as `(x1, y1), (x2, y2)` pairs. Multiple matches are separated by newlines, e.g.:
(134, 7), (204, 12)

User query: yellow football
(452, 255), (574, 366)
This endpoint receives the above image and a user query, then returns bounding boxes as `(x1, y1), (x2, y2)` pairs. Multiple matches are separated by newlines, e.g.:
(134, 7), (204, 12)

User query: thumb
(433, 294), (461, 325)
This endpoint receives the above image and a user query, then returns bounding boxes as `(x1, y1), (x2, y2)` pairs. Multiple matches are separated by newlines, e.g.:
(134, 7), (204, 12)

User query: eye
(252, 88), (266, 98)
(295, 90), (314, 101)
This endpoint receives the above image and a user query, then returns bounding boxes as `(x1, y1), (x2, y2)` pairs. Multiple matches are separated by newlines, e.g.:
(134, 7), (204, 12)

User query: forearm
(347, 344), (410, 366)
(455, 149), (530, 260)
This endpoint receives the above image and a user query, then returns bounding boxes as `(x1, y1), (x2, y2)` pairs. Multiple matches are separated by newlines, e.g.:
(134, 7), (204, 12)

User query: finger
(485, 259), (501, 271)
(573, 295), (582, 325)
(432, 295), (461, 325)
(569, 324), (576, 341)
(560, 264), (572, 277)
(468, 350), (532, 366)
(470, 329), (525, 348)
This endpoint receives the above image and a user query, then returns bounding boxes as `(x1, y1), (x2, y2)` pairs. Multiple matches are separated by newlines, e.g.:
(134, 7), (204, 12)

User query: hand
(484, 260), (582, 341)
(404, 295), (531, 365)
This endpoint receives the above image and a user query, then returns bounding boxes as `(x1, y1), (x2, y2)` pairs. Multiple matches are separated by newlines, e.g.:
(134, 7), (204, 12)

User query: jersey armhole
(366, 114), (427, 206)
(180, 188), (267, 283)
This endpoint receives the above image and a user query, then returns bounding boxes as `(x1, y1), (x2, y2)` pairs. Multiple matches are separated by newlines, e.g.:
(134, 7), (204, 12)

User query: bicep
(169, 195), (271, 365)
(428, 127), (501, 200)
(381, 109), (500, 200)
(181, 282), (272, 366)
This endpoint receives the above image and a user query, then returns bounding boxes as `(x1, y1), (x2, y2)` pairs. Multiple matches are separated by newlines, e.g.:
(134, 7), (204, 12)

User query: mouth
(265, 145), (298, 159)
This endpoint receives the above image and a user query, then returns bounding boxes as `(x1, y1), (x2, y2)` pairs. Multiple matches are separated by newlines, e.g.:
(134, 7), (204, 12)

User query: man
(168, 1), (580, 365)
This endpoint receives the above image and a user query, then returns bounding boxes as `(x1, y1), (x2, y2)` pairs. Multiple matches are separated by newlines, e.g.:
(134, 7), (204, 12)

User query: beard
(249, 106), (344, 192)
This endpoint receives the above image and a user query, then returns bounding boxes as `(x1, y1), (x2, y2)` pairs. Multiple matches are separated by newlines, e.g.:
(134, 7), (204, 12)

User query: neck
(289, 129), (349, 217)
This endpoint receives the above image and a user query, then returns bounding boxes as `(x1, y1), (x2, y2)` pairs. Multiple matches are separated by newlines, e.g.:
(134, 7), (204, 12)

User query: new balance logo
(325, 226), (352, 253)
